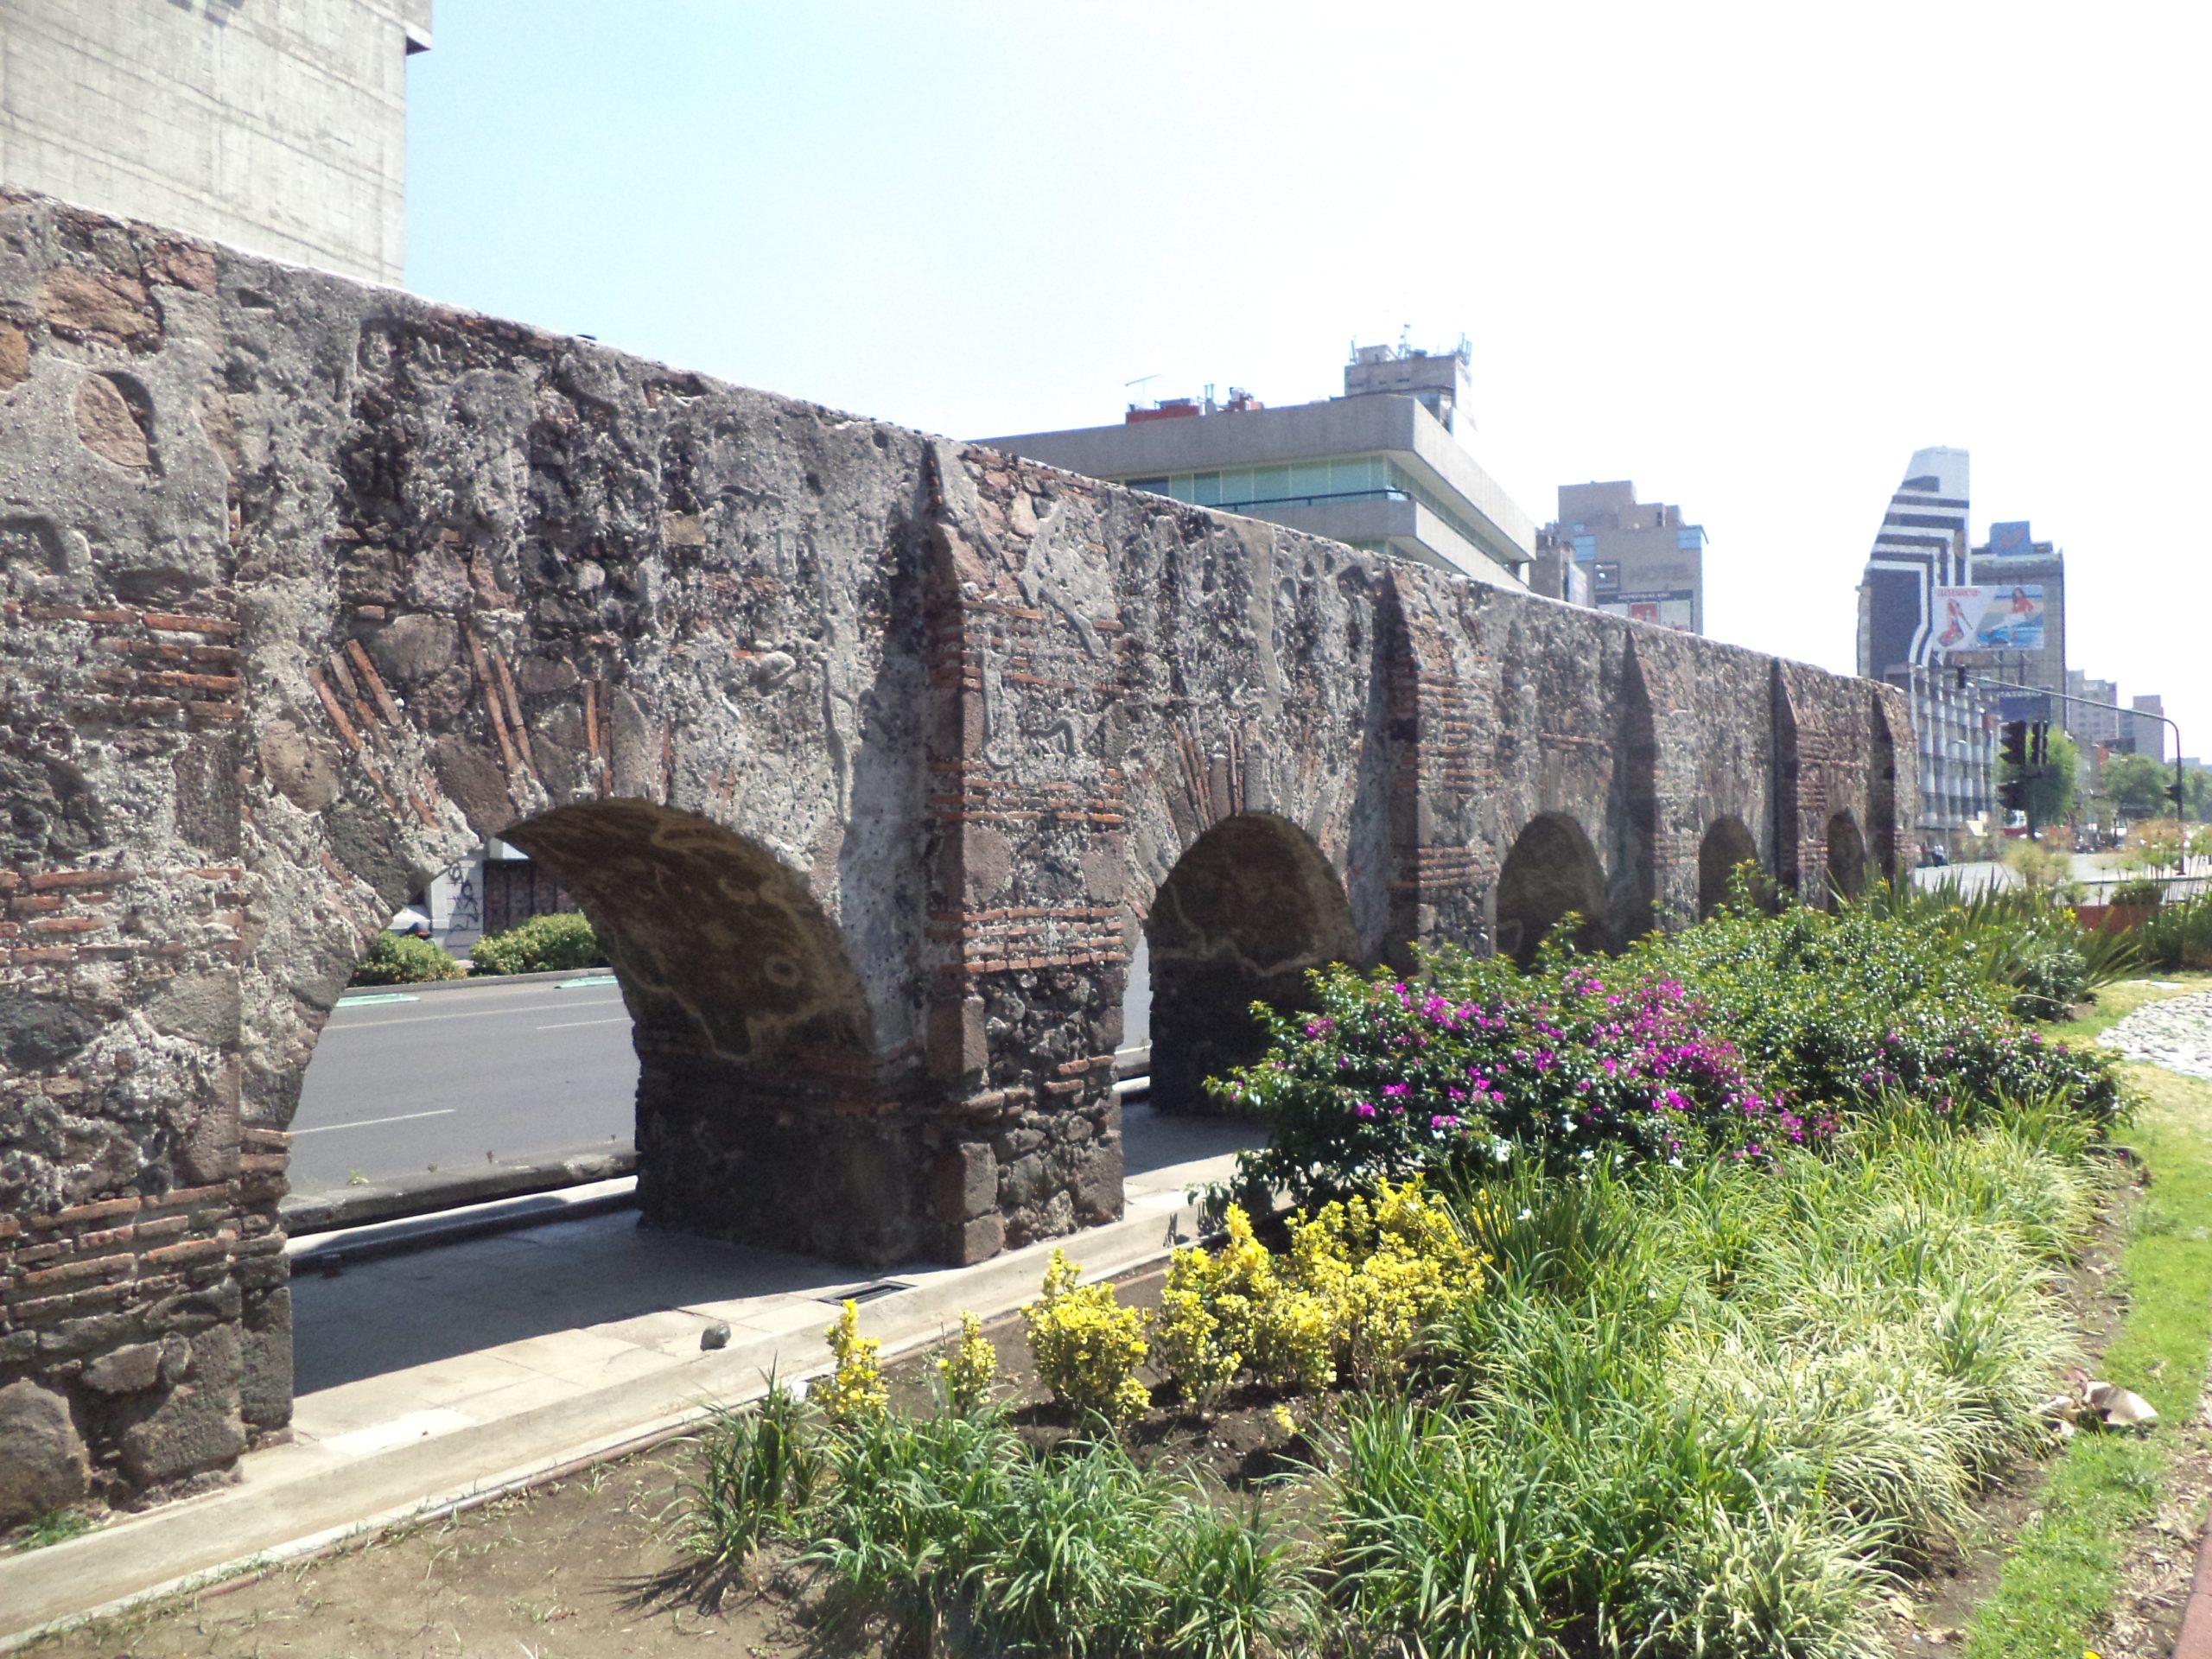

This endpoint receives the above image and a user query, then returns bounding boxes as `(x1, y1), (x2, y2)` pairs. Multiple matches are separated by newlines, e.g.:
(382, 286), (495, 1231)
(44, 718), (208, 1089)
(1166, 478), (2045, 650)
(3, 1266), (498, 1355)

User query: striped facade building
(1855, 448), (1994, 844)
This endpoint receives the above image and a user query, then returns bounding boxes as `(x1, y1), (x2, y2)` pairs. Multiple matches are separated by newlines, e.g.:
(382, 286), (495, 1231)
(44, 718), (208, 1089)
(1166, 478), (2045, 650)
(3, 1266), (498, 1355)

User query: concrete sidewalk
(0, 1107), (1258, 1647)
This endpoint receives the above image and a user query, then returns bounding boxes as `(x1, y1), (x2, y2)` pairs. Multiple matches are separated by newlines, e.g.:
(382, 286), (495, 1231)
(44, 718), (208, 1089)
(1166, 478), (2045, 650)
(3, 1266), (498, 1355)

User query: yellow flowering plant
(1022, 1249), (1151, 1428)
(935, 1309), (999, 1414)
(816, 1298), (887, 1425)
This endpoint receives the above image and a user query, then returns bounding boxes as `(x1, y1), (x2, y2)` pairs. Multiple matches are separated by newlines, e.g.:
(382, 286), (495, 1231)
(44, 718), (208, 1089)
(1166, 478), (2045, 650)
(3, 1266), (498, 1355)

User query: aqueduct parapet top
(0, 192), (1912, 1515)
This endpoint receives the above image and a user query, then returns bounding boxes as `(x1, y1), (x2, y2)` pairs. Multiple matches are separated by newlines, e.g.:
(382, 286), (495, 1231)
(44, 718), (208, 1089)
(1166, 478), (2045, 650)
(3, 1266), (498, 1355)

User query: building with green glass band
(979, 341), (1536, 586)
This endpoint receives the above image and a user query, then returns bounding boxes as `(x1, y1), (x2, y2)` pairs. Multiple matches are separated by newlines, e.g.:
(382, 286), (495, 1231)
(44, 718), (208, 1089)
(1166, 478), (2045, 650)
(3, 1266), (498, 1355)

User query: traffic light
(1998, 777), (2026, 811)
(2030, 720), (2049, 766)
(1955, 664), (1969, 691)
(1999, 721), (2029, 769)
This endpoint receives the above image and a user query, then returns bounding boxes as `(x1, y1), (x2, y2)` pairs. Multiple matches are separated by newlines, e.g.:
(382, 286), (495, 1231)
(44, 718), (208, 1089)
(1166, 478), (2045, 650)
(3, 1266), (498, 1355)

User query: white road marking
(535, 1017), (632, 1031)
(291, 1109), (459, 1136)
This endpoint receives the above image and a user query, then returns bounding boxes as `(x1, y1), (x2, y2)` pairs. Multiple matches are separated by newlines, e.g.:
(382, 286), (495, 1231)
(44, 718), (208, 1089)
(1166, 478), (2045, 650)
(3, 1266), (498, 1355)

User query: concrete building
(982, 340), (1536, 584)
(2133, 694), (2168, 764)
(0, 0), (430, 285)
(1904, 664), (1997, 836)
(2067, 671), (2126, 748)
(1967, 519), (2068, 721)
(1538, 481), (1707, 633)
(1528, 542), (1593, 607)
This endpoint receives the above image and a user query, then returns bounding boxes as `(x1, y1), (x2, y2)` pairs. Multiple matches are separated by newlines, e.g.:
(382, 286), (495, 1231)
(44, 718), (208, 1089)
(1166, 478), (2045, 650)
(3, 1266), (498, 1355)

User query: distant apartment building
(982, 340), (1537, 585)
(1535, 482), (1707, 633)
(1906, 664), (1997, 836)
(1855, 448), (1993, 843)
(0, 0), (430, 285)
(2067, 671), (2126, 747)
(1966, 520), (2069, 722)
(1528, 543), (1593, 607)
(2133, 695), (2168, 765)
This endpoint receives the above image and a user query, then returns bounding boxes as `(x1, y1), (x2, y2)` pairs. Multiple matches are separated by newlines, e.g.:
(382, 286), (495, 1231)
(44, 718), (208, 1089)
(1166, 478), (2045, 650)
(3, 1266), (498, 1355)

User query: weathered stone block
(933, 1142), (997, 1223)
(79, 1341), (163, 1395)
(949, 1213), (1005, 1265)
(239, 1287), (293, 1431)
(0, 1380), (90, 1523)
(118, 1325), (244, 1487)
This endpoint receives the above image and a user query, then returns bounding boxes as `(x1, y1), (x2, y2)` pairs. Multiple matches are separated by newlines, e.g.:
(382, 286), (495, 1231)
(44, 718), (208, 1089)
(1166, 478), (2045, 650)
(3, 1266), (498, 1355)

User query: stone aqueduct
(0, 194), (1913, 1510)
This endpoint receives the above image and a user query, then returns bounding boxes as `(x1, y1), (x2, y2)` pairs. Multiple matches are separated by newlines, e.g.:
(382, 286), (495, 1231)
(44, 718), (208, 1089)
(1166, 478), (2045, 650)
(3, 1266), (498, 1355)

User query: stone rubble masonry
(0, 188), (1916, 1518)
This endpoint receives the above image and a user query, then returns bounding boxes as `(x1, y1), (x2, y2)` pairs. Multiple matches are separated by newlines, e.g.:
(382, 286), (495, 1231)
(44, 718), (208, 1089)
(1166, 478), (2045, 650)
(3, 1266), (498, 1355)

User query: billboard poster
(1930, 585), (2044, 657)
(1600, 590), (1695, 631)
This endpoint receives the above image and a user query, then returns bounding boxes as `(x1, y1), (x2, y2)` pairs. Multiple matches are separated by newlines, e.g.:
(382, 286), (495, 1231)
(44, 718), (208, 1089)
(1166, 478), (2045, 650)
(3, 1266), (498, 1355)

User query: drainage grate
(819, 1281), (908, 1306)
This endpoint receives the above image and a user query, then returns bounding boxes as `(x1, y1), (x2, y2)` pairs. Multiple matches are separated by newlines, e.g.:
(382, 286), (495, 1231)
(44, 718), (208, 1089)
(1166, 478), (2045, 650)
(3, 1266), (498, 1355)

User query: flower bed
(655, 893), (2134, 1659)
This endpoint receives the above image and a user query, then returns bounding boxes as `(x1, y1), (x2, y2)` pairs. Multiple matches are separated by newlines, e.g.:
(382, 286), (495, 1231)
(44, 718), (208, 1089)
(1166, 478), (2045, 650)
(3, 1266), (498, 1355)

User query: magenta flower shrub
(1218, 897), (2125, 1214)
(1217, 949), (1798, 1213)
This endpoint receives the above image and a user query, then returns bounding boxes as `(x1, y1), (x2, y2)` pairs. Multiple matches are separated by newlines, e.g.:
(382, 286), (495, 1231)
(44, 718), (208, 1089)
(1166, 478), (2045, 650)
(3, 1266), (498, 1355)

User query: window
(1573, 535), (1597, 562)
(1675, 526), (1705, 550)
(1192, 472), (1222, 506)
(1128, 477), (1169, 496)
(1332, 455), (1380, 493)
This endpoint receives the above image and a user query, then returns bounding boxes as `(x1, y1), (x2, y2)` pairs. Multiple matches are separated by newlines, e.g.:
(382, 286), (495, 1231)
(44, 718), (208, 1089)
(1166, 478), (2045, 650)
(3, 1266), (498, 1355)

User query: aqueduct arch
(1697, 816), (1763, 918)
(497, 802), (906, 1260)
(1827, 811), (1870, 903)
(1494, 813), (1608, 966)
(0, 191), (1915, 1514)
(1142, 812), (1362, 1116)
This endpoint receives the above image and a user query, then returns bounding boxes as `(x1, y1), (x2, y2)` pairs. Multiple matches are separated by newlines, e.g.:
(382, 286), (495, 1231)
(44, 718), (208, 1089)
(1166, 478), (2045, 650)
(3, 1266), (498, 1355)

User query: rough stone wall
(0, 191), (1910, 1516)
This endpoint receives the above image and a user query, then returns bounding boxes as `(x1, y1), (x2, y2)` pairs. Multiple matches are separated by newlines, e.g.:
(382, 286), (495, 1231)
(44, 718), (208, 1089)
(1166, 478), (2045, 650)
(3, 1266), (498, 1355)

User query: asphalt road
(289, 975), (639, 1196)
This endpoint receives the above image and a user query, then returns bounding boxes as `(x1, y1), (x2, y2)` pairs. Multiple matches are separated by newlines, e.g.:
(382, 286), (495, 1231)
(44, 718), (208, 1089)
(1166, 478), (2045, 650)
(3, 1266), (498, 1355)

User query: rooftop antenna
(1123, 372), (1160, 404)
(1397, 322), (1410, 357)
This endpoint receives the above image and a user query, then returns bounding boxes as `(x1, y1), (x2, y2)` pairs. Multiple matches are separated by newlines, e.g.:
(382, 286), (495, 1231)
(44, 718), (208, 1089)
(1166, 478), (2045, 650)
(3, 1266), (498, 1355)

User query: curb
(282, 1148), (636, 1236)
(335, 964), (618, 999)
(2179, 1512), (2212, 1659)
(287, 1175), (639, 1266)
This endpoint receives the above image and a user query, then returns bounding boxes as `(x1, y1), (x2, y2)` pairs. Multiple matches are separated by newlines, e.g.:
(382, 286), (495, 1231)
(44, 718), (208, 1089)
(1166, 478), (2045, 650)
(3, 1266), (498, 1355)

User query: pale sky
(405, 2), (2212, 754)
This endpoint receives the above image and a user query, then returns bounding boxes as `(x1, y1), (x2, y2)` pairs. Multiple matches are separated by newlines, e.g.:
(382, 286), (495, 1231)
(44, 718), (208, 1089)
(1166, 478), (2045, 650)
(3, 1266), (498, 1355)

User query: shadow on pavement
(291, 1102), (1262, 1396)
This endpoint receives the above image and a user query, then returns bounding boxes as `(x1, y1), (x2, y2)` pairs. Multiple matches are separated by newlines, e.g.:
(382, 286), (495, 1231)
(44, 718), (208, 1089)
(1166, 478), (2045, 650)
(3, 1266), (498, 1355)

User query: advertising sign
(1600, 590), (1695, 632)
(1929, 585), (2044, 658)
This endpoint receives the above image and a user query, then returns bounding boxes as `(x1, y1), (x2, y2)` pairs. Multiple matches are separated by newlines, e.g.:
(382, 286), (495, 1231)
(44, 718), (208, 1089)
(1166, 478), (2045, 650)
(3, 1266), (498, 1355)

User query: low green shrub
(1221, 892), (2122, 1213)
(2107, 877), (2164, 907)
(1338, 1119), (2095, 1656)
(803, 1412), (1315, 1659)
(671, 1094), (2106, 1659)
(2138, 892), (2212, 970)
(465, 911), (602, 976)
(348, 931), (463, 985)
(671, 1379), (824, 1574)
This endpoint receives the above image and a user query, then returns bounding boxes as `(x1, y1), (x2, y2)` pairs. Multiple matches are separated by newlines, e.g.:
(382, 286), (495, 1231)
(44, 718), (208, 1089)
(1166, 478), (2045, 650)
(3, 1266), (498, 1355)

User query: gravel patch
(2100, 990), (2212, 1081)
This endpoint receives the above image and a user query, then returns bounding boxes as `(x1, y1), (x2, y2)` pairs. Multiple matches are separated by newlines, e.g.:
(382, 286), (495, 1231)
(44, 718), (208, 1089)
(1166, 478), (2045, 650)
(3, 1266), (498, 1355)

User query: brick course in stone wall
(0, 190), (1916, 1516)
